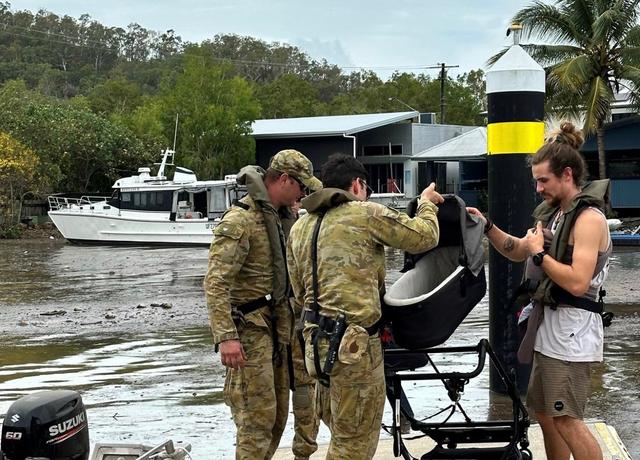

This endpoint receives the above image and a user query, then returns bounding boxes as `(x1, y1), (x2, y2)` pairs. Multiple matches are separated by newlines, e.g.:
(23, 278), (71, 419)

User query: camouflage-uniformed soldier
(290, 313), (321, 459)
(287, 154), (442, 460)
(204, 149), (321, 460)
(289, 201), (322, 460)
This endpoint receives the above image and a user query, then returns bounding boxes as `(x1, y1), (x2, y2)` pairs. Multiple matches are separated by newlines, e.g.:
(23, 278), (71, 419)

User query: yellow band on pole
(487, 121), (545, 155)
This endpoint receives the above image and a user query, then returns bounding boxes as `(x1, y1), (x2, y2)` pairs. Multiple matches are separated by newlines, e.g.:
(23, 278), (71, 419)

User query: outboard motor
(1, 390), (89, 460)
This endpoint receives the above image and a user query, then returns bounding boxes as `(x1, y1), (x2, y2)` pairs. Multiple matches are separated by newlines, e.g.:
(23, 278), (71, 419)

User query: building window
(362, 144), (403, 156)
(364, 163), (404, 193)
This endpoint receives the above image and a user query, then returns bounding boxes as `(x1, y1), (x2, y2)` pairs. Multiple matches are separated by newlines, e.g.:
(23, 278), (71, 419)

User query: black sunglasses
(359, 178), (373, 199)
(290, 175), (311, 195)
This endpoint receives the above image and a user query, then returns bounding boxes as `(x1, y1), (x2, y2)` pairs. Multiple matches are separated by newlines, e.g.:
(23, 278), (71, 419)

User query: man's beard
(545, 194), (561, 207)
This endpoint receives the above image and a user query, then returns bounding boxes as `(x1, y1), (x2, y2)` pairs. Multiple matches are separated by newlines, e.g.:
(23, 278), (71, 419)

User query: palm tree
(491, 0), (640, 179)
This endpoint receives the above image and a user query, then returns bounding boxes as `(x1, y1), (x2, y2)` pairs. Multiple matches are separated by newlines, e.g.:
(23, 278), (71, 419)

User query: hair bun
(546, 121), (584, 150)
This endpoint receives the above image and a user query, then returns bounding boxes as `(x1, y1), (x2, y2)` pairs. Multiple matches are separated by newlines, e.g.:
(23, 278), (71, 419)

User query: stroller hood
(383, 195), (487, 349)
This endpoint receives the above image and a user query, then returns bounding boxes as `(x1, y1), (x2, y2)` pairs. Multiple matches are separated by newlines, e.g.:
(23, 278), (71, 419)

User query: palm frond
(624, 79), (640, 110)
(593, 2), (639, 42)
(521, 43), (585, 66)
(593, 8), (625, 42)
(486, 43), (583, 69)
(545, 80), (587, 117)
(620, 45), (640, 63)
(549, 54), (594, 89)
(486, 47), (509, 67)
(625, 25), (640, 47)
(562, 0), (596, 39)
(620, 63), (640, 84)
(582, 76), (614, 133)
(593, 0), (617, 16)
(513, 1), (587, 45)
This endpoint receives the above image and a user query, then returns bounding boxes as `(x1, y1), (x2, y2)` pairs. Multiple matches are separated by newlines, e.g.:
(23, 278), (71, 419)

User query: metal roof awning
(251, 111), (418, 138)
(412, 127), (487, 161)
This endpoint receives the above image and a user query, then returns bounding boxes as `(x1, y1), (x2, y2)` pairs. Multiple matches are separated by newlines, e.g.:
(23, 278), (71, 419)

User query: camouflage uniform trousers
(314, 334), (386, 460)
(223, 322), (290, 460)
(290, 335), (321, 460)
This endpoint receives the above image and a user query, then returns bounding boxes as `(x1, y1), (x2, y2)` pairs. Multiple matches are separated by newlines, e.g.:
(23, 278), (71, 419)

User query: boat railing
(48, 195), (110, 211)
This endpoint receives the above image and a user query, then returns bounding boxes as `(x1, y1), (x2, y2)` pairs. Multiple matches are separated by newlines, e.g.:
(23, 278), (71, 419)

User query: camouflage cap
(269, 149), (323, 192)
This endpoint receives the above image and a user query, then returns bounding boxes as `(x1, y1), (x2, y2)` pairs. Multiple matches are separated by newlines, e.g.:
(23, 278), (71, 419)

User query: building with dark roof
(251, 112), (474, 197)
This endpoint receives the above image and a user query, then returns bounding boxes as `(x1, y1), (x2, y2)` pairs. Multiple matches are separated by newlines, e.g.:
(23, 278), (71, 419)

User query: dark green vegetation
(0, 2), (484, 197)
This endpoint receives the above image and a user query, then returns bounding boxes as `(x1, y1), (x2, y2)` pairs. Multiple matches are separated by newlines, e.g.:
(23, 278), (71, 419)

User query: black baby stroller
(382, 195), (531, 459)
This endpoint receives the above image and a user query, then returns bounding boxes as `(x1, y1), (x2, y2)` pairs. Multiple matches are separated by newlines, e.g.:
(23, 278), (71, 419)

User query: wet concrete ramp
(273, 421), (631, 459)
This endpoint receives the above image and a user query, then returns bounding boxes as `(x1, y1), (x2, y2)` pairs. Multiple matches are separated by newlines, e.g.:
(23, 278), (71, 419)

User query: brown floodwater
(0, 240), (638, 458)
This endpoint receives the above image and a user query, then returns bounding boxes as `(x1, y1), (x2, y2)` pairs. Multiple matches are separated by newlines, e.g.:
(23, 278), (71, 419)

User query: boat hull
(49, 211), (216, 246)
(611, 233), (640, 246)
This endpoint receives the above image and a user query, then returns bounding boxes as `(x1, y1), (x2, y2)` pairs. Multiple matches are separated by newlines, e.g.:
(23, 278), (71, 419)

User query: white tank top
(534, 208), (609, 362)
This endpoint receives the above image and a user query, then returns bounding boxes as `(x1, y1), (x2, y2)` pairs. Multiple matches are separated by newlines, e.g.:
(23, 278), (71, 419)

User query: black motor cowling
(1, 390), (89, 460)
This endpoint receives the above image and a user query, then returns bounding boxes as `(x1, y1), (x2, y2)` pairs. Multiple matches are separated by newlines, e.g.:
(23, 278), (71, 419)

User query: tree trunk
(596, 125), (607, 179)
(9, 181), (15, 224)
(16, 197), (23, 226)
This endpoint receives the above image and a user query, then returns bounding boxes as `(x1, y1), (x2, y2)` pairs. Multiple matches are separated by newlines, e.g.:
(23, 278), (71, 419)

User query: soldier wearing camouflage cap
(270, 149), (322, 192)
(204, 149), (321, 459)
(287, 153), (443, 459)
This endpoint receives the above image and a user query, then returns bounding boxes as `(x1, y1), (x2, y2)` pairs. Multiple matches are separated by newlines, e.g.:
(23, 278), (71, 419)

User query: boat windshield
(120, 190), (174, 211)
(107, 189), (119, 207)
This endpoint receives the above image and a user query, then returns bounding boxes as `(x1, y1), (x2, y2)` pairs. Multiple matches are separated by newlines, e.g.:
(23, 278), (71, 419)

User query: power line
(0, 24), (119, 52)
(0, 21), (121, 49)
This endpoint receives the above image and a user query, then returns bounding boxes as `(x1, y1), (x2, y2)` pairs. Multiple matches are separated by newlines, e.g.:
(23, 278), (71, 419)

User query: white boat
(369, 192), (410, 210)
(48, 149), (244, 246)
(607, 218), (623, 230)
(91, 439), (192, 460)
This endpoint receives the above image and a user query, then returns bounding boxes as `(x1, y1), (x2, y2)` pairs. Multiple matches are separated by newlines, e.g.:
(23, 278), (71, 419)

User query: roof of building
(412, 127), (487, 161)
(251, 111), (418, 138)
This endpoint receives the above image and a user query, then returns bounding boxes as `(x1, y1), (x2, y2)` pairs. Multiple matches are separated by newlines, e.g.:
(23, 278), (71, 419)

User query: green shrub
(0, 224), (23, 239)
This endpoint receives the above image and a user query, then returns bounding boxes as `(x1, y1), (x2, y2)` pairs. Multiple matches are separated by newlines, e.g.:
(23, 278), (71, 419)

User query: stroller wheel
(520, 448), (533, 460)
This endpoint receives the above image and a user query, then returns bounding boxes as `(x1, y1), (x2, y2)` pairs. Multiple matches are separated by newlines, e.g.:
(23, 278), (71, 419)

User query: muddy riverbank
(2, 240), (640, 338)
(0, 239), (211, 338)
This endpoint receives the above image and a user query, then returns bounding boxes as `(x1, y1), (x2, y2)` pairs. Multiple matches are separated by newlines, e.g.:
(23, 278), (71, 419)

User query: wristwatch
(532, 250), (546, 266)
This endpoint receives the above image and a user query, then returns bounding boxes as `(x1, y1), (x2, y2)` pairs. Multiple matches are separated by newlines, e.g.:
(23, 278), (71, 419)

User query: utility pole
(425, 63), (459, 124)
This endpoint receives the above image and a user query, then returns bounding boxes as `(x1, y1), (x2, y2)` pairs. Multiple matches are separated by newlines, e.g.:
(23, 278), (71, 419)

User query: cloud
(292, 38), (354, 68)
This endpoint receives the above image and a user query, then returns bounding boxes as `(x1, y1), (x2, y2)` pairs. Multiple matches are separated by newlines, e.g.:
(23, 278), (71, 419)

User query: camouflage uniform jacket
(287, 188), (440, 328)
(204, 194), (293, 345)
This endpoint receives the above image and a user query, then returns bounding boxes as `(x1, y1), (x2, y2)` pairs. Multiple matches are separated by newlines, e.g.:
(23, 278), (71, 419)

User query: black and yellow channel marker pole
(486, 26), (545, 394)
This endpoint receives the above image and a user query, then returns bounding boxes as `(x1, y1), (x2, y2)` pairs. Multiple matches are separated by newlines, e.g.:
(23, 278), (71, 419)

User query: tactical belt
(303, 310), (380, 336)
(236, 294), (273, 315)
(235, 293), (283, 365)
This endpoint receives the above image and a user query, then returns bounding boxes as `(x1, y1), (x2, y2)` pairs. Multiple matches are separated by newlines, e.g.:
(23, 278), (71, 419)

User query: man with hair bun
(468, 121), (610, 460)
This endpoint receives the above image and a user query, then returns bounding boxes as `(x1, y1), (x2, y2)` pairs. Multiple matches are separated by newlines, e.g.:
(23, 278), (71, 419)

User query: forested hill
(0, 2), (485, 206)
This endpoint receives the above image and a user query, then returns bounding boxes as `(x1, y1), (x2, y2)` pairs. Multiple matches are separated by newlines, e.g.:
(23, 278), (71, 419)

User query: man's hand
(420, 182), (444, 205)
(466, 207), (487, 225)
(219, 339), (247, 370)
(524, 221), (545, 256)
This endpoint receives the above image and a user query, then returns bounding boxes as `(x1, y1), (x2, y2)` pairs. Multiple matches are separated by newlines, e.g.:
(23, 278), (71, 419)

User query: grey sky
(11, 0), (532, 79)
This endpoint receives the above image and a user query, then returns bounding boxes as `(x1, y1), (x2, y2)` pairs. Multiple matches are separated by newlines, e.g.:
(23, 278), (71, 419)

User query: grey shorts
(526, 351), (592, 419)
